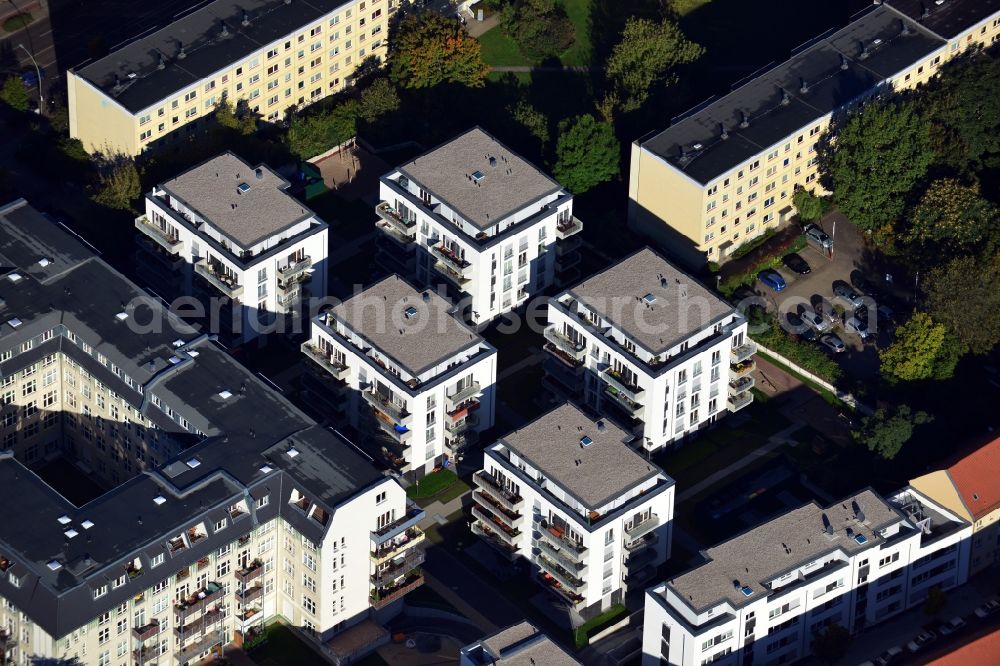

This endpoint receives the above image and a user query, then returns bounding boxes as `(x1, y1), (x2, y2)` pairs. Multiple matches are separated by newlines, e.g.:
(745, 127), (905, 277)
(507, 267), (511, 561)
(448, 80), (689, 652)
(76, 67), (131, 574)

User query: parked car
(757, 269), (786, 292)
(975, 598), (1000, 618)
(820, 334), (846, 353)
(20, 68), (45, 88)
(938, 616), (967, 636)
(833, 282), (864, 308)
(802, 310), (831, 333)
(782, 253), (811, 274)
(875, 646), (903, 665)
(907, 629), (937, 652)
(804, 223), (833, 249)
(845, 316), (871, 340)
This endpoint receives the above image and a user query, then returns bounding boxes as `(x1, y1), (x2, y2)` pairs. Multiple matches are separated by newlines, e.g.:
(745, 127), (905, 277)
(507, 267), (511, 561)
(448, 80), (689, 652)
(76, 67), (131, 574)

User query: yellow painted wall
(911, 470), (971, 521)
(67, 71), (138, 156)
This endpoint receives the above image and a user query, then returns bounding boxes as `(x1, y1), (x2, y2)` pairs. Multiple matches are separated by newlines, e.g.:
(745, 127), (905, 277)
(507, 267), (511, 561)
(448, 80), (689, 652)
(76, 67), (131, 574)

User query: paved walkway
(464, 14), (497, 38)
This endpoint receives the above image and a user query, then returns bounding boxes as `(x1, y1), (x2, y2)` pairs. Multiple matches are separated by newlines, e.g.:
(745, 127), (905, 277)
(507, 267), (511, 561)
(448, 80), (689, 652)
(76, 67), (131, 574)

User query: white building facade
(641, 488), (971, 666)
(375, 127), (583, 327)
(473, 403), (675, 618)
(544, 248), (753, 453)
(301, 275), (497, 478)
(135, 152), (328, 347)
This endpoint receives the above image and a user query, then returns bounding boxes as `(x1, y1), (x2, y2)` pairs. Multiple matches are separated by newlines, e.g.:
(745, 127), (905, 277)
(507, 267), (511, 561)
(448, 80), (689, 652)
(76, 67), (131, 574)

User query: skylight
(471, 170), (485, 183)
(186, 458), (201, 469)
(57, 515), (71, 525)
(81, 520), (95, 530)
(153, 496), (166, 506)
(7, 318), (22, 329)
(403, 306), (418, 319)
(580, 435), (594, 447)
(37, 258), (51, 268)
(64, 529), (79, 539)
(643, 293), (656, 304)
(218, 390), (233, 400)
(287, 448), (300, 459)
(47, 560), (62, 572)
(6, 273), (22, 283)
(259, 464), (273, 474)
(237, 182), (251, 194)
(115, 312), (128, 321)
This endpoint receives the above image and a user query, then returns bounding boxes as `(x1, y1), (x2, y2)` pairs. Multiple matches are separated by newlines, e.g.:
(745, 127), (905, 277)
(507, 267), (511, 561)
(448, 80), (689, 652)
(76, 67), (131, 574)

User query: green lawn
(573, 603), (627, 648)
(2, 13), (32, 33)
(249, 624), (328, 666)
(477, 0), (592, 67)
(406, 469), (470, 507)
(669, 0), (712, 16)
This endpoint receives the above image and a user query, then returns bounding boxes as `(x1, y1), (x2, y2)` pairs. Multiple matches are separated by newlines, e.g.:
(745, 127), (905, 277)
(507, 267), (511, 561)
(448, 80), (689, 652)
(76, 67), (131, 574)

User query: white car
(845, 316), (870, 340)
(907, 629), (936, 652)
(802, 310), (831, 333)
(938, 616), (966, 636)
(875, 646), (902, 665)
(975, 598), (1000, 618)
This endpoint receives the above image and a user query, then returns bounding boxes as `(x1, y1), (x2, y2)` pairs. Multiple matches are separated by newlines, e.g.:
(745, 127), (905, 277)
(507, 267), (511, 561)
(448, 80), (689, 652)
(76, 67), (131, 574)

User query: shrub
(499, 0), (576, 61)
(751, 316), (843, 385)
(718, 234), (806, 297)
(2, 13), (32, 33)
(730, 228), (778, 260)
(573, 604), (627, 648)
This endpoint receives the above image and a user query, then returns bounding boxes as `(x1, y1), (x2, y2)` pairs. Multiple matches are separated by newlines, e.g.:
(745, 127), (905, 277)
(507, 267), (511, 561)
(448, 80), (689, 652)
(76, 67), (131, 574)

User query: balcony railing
(731, 341), (757, 364)
(372, 527), (425, 565)
(472, 521), (518, 560)
(624, 532), (658, 553)
(625, 545), (658, 570)
(730, 360), (756, 381)
(433, 259), (473, 288)
(544, 342), (585, 371)
(235, 585), (263, 604)
(473, 471), (524, 511)
(133, 644), (163, 664)
(556, 216), (583, 240)
(537, 522), (587, 560)
(728, 391), (754, 412)
(446, 382), (482, 412)
(730, 375), (755, 393)
(175, 608), (223, 637)
(175, 633), (222, 663)
(536, 539), (588, 574)
(538, 554), (586, 591)
(370, 572), (424, 609)
(376, 202), (417, 235)
(430, 244), (473, 275)
(624, 564), (657, 586)
(301, 342), (350, 381)
(604, 385), (644, 417)
(473, 491), (523, 529)
(277, 256), (312, 283)
(132, 620), (160, 642)
(543, 327), (586, 361)
(235, 559), (264, 585)
(539, 572), (585, 606)
(625, 514), (660, 542)
(174, 582), (223, 620)
(600, 367), (645, 402)
(363, 390), (411, 425)
(135, 215), (183, 254)
(372, 501), (425, 545)
(556, 250), (582, 271)
(445, 413), (479, 434)
(372, 548), (425, 585)
(195, 259), (243, 298)
(472, 506), (521, 546)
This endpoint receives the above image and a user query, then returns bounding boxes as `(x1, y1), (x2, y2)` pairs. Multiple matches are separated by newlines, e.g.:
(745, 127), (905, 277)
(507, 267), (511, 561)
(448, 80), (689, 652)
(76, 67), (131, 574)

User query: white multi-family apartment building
(460, 621), (580, 666)
(0, 199), (424, 666)
(135, 151), (328, 348)
(300, 275), (497, 478)
(473, 402), (675, 619)
(375, 127), (584, 327)
(642, 488), (971, 666)
(544, 247), (754, 453)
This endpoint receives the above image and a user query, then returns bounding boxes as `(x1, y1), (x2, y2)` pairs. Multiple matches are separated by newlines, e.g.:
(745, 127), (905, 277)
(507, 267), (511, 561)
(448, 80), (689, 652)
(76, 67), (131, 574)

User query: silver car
(804, 223), (833, 249)
(846, 316), (870, 340)
(802, 310), (831, 333)
(833, 282), (864, 308)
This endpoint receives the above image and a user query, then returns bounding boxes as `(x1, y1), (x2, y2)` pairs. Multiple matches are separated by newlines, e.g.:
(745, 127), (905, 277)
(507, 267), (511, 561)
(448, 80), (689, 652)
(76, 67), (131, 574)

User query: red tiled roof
(948, 436), (1000, 520)
(928, 627), (1000, 665)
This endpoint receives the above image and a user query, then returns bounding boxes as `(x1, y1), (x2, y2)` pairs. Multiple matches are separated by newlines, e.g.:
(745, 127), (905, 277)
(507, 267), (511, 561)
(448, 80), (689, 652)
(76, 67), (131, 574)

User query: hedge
(719, 234), (806, 297)
(573, 603), (627, 648)
(751, 319), (843, 385)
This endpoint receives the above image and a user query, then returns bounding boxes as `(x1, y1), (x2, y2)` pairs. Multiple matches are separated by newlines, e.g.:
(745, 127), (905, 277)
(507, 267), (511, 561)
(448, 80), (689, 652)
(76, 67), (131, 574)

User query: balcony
(729, 375), (755, 393)
(728, 391), (754, 412)
(235, 559), (264, 585)
(538, 554), (586, 592)
(133, 644), (163, 664)
(556, 250), (582, 271)
(376, 202), (417, 236)
(175, 633), (222, 664)
(603, 385), (644, 418)
(543, 327), (586, 361)
(236, 606), (264, 626)
(174, 582), (223, 621)
(132, 620), (160, 642)
(544, 342), (585, 371)
(600, 367), (646, 402)
(556, 216), (583, 240)
(536, 539), (588, 575)
(195, 259), (243, 298)
(175, 608), (223, 638)
(301, 342), (351, 381)
(624, 564), (657, 587)
(372, 527), (425, 565)
(446, 382), (482, 412)
(372, 548), (426, 585)
(277, 256), (312, 284)
(235, 584), (263, 605)
(445, 413), (479, 434)
(729, 360), (756, 381)
(473, 471), (524, 511)
(472, 521), (519, 560)
(537, 521), (587, 561)
(277, 282), (302, 307)
(135, 215), (183, 254)
(372, 501), (425, 544)
(731, 341), (757, 364)
(624, 532), (658, 553)
(433, 259), (473, 289)
(363, 390), (411, 425)
(370, 572), (424, 609)
(625, 545), (658, 571)
(430, 244), (473, 276)
(625, 514), (660, 542)
(472, 506), (521, 546)
(539, 572), (585, 606)
(473, 491), (523, 529)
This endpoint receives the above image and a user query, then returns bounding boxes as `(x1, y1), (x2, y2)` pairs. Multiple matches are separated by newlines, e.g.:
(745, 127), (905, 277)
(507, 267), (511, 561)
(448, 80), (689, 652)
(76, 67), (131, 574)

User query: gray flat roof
(500, 402), (661, 509)
(327, 275), (486, 377)
(641, 5), (945, 185)
(479, 621), (580, 666)
(74, 0), (353, 114)
(397, 127), (562, 231)
(565, 247), (736, 356)
(666, 489), (901, 612)
(888, 0), (1000, 39)
(160, 152), (315, 248)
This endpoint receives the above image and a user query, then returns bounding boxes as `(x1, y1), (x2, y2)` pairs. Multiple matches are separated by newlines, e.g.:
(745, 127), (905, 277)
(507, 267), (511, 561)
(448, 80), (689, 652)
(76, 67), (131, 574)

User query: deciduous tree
(853, 404), (931, 460)
(605, 16), (702, 111)
(904, 178), (997, 262)
(93, 158), (141, 211)
(499, 0), (576, 61)
(358, 78), (400, 123)
(286, 100), (358, 160)
(389, 11), (489, 89)
(508, 99), (549, 148)
(552, 114), (619, 193)
(879, 312), (962, 382)
(792, 187), (827, 222)
(0, 76), (29, 112)
(925, 255), (1000, 355)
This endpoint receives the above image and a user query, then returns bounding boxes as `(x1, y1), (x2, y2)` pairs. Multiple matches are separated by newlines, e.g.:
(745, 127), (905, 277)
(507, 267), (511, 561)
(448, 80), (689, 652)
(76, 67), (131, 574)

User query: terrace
(556, 216), (584, 240)
(301, 342), (350, 381)
(473, 471), (524, 512)
(174, 581), (223, 620)
(370, 571), (424, 609)
(471, 521), (518, 560)
(135, 215), (183, 254)
(195, 258), (243, 298)
(372, 527), (426, 565)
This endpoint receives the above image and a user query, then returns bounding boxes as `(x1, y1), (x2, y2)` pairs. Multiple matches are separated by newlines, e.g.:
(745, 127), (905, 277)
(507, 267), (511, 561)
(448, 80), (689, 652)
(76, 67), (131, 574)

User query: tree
(358, 78), (400, 123)
(904, 178), (997, 262)
(605, 17), (702, 111)
(853, 404), (931, 460)
(810, 624), (850, 665)
(389, 11), (489, 89)
(792, 187), (827, 222)
(286, 100), (358, 160)
(508, 99), (549, 148)
(818, 100), (932, 231)
(93, 158), (141, 211)
(499, 0), (576, 61)
(925, 256), (1000, 355)
(880, 312), (962, 382)
(552, 115), (619, 193)
(214, 96), (256, 135)
(0, 76), (29, 112)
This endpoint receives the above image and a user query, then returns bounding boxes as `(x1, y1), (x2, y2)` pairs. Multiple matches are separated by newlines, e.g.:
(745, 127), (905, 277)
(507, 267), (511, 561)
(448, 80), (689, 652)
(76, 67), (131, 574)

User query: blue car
(757, 269), (786, 292)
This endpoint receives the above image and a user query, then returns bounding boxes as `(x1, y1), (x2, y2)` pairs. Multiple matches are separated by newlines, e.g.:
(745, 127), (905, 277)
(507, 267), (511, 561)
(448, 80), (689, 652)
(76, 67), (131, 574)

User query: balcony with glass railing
(370, 571), (424, 609)
(600, 367), (645, 402)
(473, 471), (524, 511)
(729, 374), (755, 393)
(472, 521), (519, 560)
(430, 244), (473, 276)
(555, 216), (583, 240)
(433, 259), (473, 289)
(278, 256), (312, 284)
(446, 382), (482, 412)
(376, 202), (418, 237)
(536, 539), (588, 575)
(729, 360), (756, 381)
(195, 259), (243, 298)
(539, 572), (585, 606)
(537, 521), (587, 561)
(135, 215), (183, 254)
(301, 342), (350, 381)
(625, 514), (660, 542)
(728, 391), (753, 412)
(604, 385), (644, 418)
(731, 341), (757, 364)
(473, 490), (523, 529)
(472, 506), (521, 546)
(538, 554), (587, 592)
(371, 501), (425, 545)
(363, 390), (411, 425)
(372, 527), (425, 565)
(371, 547), (425, 585)
(543, 326), (586, 362)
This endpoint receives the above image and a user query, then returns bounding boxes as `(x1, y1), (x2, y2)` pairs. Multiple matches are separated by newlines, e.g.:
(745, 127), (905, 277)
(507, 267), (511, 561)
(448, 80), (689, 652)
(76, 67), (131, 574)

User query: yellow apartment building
(911, 436), (1000, 576)
(628, 0), (1000, 267)
(67, 0), (398, 156)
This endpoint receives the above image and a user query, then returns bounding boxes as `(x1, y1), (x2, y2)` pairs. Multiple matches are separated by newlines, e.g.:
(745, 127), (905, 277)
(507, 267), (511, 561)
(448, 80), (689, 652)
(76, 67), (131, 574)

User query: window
(303, 596), (316, 615)
(184, 90), (197, 102)
(94, 585), (108, 599)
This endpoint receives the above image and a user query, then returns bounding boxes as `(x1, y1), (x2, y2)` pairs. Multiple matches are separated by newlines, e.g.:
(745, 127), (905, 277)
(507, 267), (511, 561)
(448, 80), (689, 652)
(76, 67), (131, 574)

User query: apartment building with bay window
(472, 403), (674, 621)
(0, 199), (423, 666)
(300, 275), (497, 478)
(544, 248), (753, 453)
(68, 0), (396, 156)
(626, 2), (997, 267)
(642, 488), (970, 666)
(135, 152), (329, 348)
(375, 127), (584, 327)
